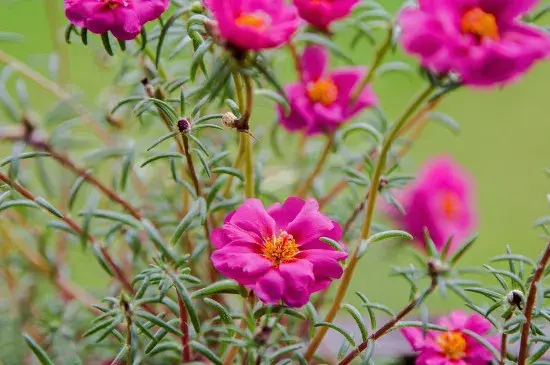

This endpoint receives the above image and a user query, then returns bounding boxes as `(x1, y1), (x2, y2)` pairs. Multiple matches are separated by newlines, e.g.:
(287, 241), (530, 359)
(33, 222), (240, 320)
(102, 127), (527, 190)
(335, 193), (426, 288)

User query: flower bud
(177, 118), (191, 133)
(506, 289), (525, 310)
(221, 112), (238, 128)
(190, 1), (204, 13)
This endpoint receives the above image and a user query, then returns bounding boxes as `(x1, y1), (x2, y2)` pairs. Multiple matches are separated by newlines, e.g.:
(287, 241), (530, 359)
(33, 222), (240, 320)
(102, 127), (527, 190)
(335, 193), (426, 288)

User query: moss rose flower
(279, 45), (378, 135)
(293, 0), (359, 31)
(402, 311), (499, 364)
(64, 0), (169, 41)
(209, 0), (299, 51)
(399, 0), (550, 86)
(211, 197), (346, 307)
(386, 156), (477, 254)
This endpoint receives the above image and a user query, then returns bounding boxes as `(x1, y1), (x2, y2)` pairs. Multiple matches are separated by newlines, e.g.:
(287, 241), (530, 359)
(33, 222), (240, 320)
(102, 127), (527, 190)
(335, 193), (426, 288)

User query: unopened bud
(177, 118), (191, 133)
(506, 289), (525, 310)
(204, 19), (221, 43)
(427, 258), (449, 277)
(190, 1), (204, 13)
(222, 112), (238, 128)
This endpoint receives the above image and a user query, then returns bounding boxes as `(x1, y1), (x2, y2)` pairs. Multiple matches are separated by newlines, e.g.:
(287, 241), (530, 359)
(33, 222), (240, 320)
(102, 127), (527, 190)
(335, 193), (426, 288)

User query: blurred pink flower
(64, 0), (169, 41)
(209, 0), (299, 51)
(293, 0), (359, 31)
(211, 197), (346, 307)
(387, 156), (477, 254)
(399, 0), (550, 86)
(279, 45), (377, 135)
(402, 311), (498, 364)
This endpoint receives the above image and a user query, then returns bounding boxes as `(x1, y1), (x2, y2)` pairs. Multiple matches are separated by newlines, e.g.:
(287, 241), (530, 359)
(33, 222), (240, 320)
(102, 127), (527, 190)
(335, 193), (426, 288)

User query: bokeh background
(1, 0), (549, 319)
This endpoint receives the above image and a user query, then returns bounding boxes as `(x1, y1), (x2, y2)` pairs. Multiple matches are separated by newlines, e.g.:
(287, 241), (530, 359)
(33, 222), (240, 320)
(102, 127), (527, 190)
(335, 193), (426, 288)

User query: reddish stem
(177, 291), (192, 363)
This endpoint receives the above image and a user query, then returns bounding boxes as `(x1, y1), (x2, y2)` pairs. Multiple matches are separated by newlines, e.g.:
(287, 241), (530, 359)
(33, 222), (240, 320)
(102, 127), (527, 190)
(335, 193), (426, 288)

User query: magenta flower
(209, 0), (299, 51)
(293, 0), (359, 31)
(399, 0), (550, 86)
(64, 0), (169, 41)
(279, 46), (377, 135)
(211, 197), (347, 307)
(387, 156), (476, 254)
(402, 311), (498, 364)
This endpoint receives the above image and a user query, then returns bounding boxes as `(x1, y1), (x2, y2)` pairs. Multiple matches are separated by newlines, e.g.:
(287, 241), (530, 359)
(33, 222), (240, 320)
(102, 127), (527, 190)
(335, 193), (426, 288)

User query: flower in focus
(211, 197), (347, 307)
(293, 0), (359, 31)
(64, 0), (169, 41)
(399, 0), (550, 86)
(209, 0), (299, 51)
(386, 156), (476, 254)
(279, 45), (377, 135)
(402, 311), (498, 364)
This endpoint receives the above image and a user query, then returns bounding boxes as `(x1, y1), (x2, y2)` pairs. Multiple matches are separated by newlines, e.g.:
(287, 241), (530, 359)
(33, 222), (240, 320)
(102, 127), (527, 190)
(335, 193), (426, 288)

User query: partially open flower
(385, 156), (477, 254)
(279, 45), (378, 135)
(64, 0), (169, 41)
(209, 0), (299, 51)
(210, 197), (347, 307)
(293, 0), (359, 31)
(402, 311), (499, 364)
(398, 0), (550, 86)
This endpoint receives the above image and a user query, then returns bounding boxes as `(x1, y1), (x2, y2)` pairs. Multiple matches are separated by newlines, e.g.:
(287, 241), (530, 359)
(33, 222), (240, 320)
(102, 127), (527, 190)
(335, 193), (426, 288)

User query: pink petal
(278, 260), (315, 307)
(227, 199), (276, 243)
(301, 45), (328, 82)
(254, 269), (285, 304)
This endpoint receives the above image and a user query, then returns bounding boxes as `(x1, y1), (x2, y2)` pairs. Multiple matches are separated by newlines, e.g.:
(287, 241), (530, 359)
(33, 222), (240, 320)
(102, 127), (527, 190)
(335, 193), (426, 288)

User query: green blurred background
(1, 0), (549, 315)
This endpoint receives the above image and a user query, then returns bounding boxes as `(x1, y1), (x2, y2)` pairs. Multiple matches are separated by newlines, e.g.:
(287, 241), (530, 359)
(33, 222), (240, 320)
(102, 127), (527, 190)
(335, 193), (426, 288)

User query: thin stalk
(296, 134), (334, 198)
(43, 0), (70, 85)
(288, 42), (303, 82)
(233, 72), (245, 111)
(222, 133), (246, 198)
(500, 312), (512, 365)
(350, 28), (393, 104)
(242, 76), (255, 198)
(304, 84), (436, 361)
(338, 278), (438, 364)
(177, 289), (192, 363)
(518, 241), (550, 364)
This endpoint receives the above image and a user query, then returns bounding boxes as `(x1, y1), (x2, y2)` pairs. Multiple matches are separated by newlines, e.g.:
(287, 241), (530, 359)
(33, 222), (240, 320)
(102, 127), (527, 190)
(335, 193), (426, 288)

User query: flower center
(436, 331), (467, 360)
(235, 13), (268, 30)
(440, 191), (461, 220)
(461, 7), (499, 40)
(307, 78), (338, 106)
(262, 230), (299, 267)
(103, 0), (129, 8)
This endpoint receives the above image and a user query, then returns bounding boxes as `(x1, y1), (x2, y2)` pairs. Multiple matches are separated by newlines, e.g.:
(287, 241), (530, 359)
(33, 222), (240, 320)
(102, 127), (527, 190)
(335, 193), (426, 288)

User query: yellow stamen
(263, 231), (299, 267)
(436, 331), (467, 360)
(307, 78), (338, 106)
(461, 7), (499, 40)
(236, 13), (267, 30)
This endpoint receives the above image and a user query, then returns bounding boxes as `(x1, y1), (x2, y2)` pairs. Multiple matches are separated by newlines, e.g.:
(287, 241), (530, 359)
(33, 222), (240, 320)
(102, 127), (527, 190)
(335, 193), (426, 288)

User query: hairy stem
(518, 240), (550, 364)
(304, 84), (436, 361)
(177, 289), (192, 363)
(338, 278), (438, 364)
(296, 134), (334, 198)
(350, 28), (393, 104)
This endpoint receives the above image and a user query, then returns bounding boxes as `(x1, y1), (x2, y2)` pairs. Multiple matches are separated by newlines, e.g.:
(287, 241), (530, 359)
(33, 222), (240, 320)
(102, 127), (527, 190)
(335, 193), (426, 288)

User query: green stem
(303, 83), (436, 361)
(243, 133), (254, 198)
(296, 134), (334, 198)
(350, 27), (393, 104)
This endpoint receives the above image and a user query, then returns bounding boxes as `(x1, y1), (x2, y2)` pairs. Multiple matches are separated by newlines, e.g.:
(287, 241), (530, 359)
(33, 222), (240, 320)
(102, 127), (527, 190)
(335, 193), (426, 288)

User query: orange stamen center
(440, 191), (461, 220)
(307, 78), (338, 106)
(436, 331), (467, 360)
(236, 13), (267, 30)
(461, 7), (499, 40)
(263, 230), (299, 267)
(104, 0), (128, 8)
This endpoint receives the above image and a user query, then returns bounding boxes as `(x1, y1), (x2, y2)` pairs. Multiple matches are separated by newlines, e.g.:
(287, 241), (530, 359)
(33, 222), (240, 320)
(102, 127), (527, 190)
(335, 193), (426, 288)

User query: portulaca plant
(1, 0), (550, 364)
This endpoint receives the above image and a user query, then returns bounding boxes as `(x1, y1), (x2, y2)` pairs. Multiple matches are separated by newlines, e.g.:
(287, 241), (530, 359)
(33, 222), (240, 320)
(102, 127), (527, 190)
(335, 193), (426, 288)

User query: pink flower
(279, 46), (377, 135)
(402, 311), (498, 364)
(293, 0), (359, 30)
(209, 0), (299, 51)
(211, 197), (347, 307)
(387, 156), (477, 254)
(64, 0), (169, 41)
(399, 0), (550, 86)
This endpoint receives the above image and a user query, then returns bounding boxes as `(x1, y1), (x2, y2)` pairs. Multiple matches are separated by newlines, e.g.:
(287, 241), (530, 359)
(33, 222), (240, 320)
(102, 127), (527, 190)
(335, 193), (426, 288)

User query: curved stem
(350, 28), (393, 104)
(500, 312), (512, 365)
(304, 84), (436, 361)
(338, 278), (438, 364)
(518, 240), (550, 364)
(296, 134), (334, 198)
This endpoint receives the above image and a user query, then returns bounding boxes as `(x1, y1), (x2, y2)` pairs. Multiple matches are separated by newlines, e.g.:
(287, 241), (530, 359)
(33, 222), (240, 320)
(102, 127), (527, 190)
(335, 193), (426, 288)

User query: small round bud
(177, 118), (191, 133)
(222, 112), (238, 128)
(204, 19), (221, 42)
(506, 289), (525, 310)
(427, 258), (449, 277)
(190, 1), (204, 13)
